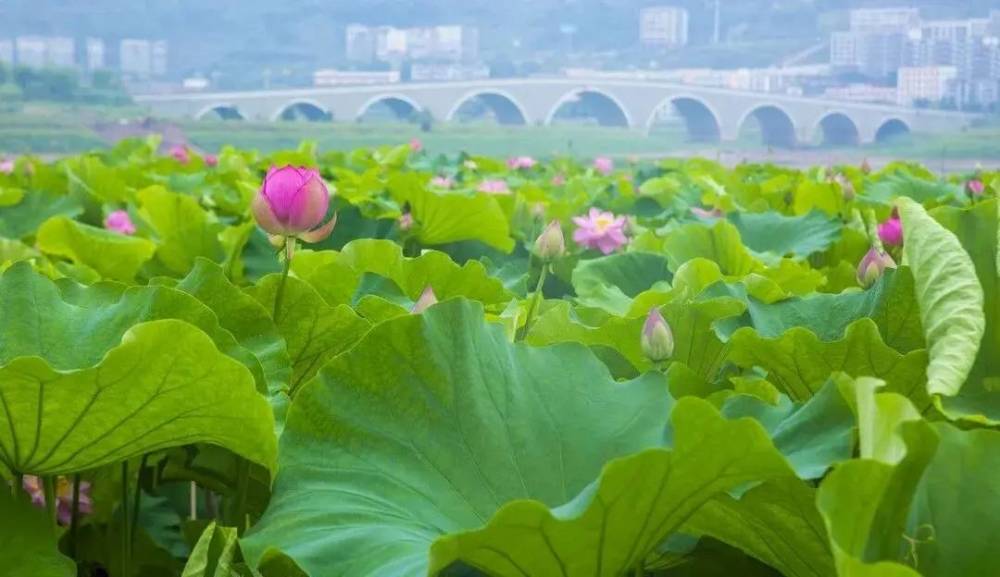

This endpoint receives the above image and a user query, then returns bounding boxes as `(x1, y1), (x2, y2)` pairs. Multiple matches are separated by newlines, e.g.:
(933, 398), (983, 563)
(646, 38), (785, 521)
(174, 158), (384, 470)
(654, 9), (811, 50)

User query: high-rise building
(14, 36), (75, 69)
(639, 6), (689, 49)
(85, 38), (105, 71)
(120, 38), (168, 79)
(345, 24), (376, 63)
(0, 40), (13, 65)
(849, 8), (920, 34)
(897, 65), (958, 105)
(351, 24), (479, 64)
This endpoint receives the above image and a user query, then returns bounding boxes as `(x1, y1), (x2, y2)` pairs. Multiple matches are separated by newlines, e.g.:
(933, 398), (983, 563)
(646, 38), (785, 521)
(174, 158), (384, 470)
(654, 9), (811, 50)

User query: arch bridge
(139, 77), (977, 147)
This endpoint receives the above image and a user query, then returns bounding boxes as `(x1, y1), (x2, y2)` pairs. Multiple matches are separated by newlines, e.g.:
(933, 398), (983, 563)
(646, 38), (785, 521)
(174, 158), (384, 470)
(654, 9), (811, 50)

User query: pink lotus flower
(399, 212), (414, 231)
(691, 206), (723, 219)
(593, 156), (614, 175)
(877, 214), (902, 246)
(412, 285), (438, 313)
(478, 179), (510, 195)
(104, 210), (136, 235)
(573, 208), (628, 254)
(169, 145), (190, 164)
(551, 173), (566, 186)
(967, 178), (985, 197)
(507, 156), (537, 170)
(410, 138), (423, 153)
(0, 159), (13, 174)
(22, 475), (93, 526)
(204, 154), (218, 167)
(430, 176), (453, 189)
(252, 166), (337, 243)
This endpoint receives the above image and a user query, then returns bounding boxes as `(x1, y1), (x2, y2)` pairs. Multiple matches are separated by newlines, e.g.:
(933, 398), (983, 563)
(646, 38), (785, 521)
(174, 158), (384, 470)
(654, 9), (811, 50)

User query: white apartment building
(849, 8), (920, 34)
(897, 66), (958, 106)
(14, 36), (75, 68)
(120, 39), (168, 79)
(349, 24), (479, 64)
(639, 6), (689, 48)
(313, 69), (400, 86)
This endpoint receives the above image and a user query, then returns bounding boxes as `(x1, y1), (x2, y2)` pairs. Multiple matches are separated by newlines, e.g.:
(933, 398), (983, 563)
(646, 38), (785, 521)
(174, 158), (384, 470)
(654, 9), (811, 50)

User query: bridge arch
(738, 104), (798, 148)
(356, 93), (422, 122)
(271, 99), (330, 122)
(874, 117), (912, 143)
(546, 88), (632, 128)
(646, 95), (721, 143)
(813, 112), (861, 147)
(446, 90), (529, 125)
(195, 103), (244, 121)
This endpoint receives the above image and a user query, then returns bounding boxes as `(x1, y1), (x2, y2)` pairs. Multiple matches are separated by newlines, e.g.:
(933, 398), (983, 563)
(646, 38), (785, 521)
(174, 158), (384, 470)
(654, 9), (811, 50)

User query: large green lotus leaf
(294, 239), (513, 308)
(897, 198), (985, 400)
(527, 298), (745, 378)
(571, 251), (673, 315)
(36, 215), (156, 281)
(706, 267), (924, 354)
(0, 319), (277, 477)
(0, 190), (83, 240)
(727, 318), (929, 404)
(175, 259), (291, 394)
(0, 262), (268, 393)
(662, 219), (759, 276)
(63, 155), (131, 203)
(138, 186), (226, 275)
(864, 173), (962, 206)
(394, 180), (514, 252)
(728, 210), (842, 261)
(0, 490), (76, 577)
(246, 274), (371, 395)
(926, 199), (1000, 423)
(682, 477), (835, 577)
(242, 299), (680, 576)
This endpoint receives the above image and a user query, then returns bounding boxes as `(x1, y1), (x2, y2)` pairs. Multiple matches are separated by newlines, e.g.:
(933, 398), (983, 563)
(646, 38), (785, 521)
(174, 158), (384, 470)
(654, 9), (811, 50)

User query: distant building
(897, 66), (958, 106)
(832, 8), (920, 79)
(639, 6), (689, 49)
(409, 62), (489, 82)
(313, 69), (400, 86)
(0, 40), (12, 65)
(120, 39), (168, 79)
(349, 24), (479, 65)
(849, 8), (920, 34)
(14, 36), (75, 68)
(84, 38), (106, 71)
(823, 83), (898, 104)
(345, 24), (376, 63)
(374, 26), (409, 63)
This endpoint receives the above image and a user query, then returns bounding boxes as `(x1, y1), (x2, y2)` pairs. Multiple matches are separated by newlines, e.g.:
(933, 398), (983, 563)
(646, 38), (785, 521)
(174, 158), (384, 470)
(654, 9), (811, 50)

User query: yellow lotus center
(594, 216), (614, 232)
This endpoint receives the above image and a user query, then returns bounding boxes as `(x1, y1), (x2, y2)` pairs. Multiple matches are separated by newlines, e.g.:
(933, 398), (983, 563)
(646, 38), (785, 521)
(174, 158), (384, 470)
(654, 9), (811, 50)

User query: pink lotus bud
(412, 285), (438, 313)
(966, 179), (985, 197)
(860, 158), (872, 174)
(169, 145), (190, 164)
(834, 174), (855, 201)
(0, 159), (14, 174)
(507, 156), (536, 170)
(204, 154), (218, 167)
(593, 156), (614, 175)
(21, 475), (93, 526)
(430, 176), (453, 189)
(531, 202), (547, 219)
(104, 210), (136, 235)
(641, 307), (674, 362)
(478, 179), (510, 195)
(410, 138), (423, 153)
(534, 220), (565, 260)
(551, 173), (566, 186)
(857, 247), (896, 288)
(399, 212), (414, 231)
(252, 166), (337, 243)
(877, 216), (902, 246)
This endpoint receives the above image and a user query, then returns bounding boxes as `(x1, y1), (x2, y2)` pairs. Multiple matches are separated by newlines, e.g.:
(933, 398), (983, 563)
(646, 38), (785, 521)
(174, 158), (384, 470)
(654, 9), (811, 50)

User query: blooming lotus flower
(169, 145), (190, 164)
(857, 247), (896, 288)
(430, 176), (453, 189)
(412, 285), (438, 313)
(967, 178), (985, 197)
(410, 138), (423, 152)
(0, 159), (13, 174)
(877, 214), (902, 246)
(252, 166), (337, 243)
(204, 154), (218, 167)
(22, 475), (93, 526)
(572, 208), (627, 254)
(399, 212), (414, 231)
(478, 179), (510, 195)
(534, 220), (565, 260)
(593, 156), (614, 175)
(508, 156), (537, 170)
(104, 210), (136, 235)
(551, 173), (566, 186)
(641, 308), (674, 362)
(691, 206), (723, 219)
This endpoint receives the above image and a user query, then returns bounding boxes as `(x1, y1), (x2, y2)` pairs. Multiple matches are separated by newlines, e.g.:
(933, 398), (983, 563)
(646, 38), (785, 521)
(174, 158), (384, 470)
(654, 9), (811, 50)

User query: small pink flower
(412, 285), (438, 313)
(169, 145), (190, 164)
(593, 156), (614, 175)
(967, 178), (985, 197)
(410, 138), (423, 153)
(0, 159), (14, 174)
(478, 179), (510, 195)
(21, 476), (93, 526)
(204, 154), (218, 167)
(691, 206), (723, 219)
(877, 216), (903, 246)
(551, 173), (566, 186)
(430, 176), (453, 189)
(507, 156), (537, 170)
(399, 212), (414, 231)
(252, 166), (337, 243)
(104, 210), (136, 235)
(572, 208), (628, 254)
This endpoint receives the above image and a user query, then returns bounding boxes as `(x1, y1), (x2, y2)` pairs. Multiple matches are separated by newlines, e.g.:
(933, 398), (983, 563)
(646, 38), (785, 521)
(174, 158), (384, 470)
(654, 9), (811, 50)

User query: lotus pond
(0, 138), (998, 577)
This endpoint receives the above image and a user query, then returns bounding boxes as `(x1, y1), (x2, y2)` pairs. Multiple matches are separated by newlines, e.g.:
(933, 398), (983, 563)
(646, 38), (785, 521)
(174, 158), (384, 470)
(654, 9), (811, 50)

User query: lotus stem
(130, 455), (147, 547)
(69, 473), (81, 559)
(234, 459), (250, 534)
(517, 264), (548, 341)
(42, 476), (56, 525)
(121, 461), (131, 577)
(273, 237), (293, 321)
(190, 481), (197, 521)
